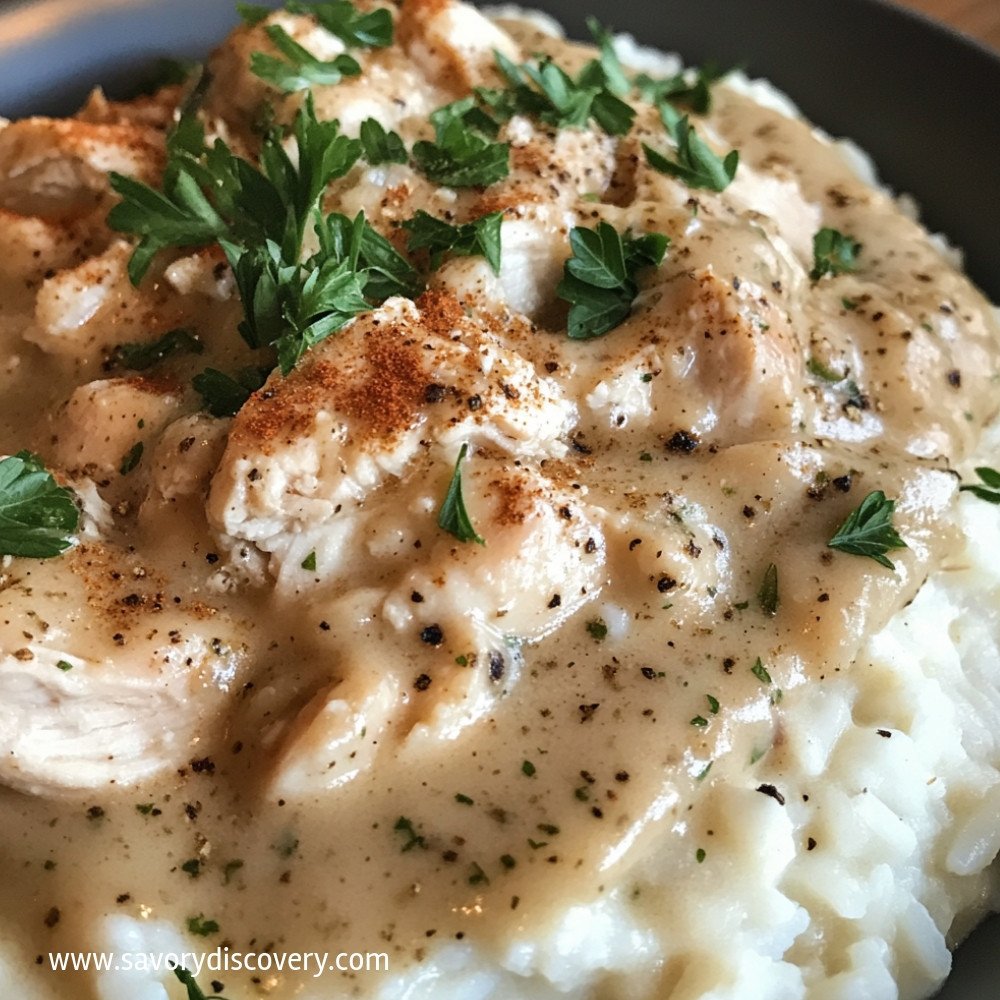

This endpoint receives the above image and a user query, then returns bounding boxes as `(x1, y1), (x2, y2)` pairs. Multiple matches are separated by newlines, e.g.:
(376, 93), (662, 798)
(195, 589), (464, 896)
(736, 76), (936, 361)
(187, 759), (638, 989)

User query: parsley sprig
(239, 0), (393, 47)
(635, 63), (727, 115)
(109, 95), (362, 283)
(193, 367), (271, 417)
(438, 444), (485, 545)
(827, 490), (907, 570)
(251, 24), (362, 93)
(412, 102), (510, 187)
(959, 466), (1000, 504)
(810, 228), (861, 281)
(644, 101), (738, 192)
(402, 210), (503, 274)
(0, 452), (79, 559)
(557, 221), (669, 339)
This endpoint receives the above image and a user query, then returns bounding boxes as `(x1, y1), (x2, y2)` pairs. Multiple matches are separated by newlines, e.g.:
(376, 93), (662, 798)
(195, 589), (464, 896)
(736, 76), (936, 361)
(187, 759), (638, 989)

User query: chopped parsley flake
(810, 227), (862, 281)
(437, 443), (485, 545)
(635, 62), (727, 115)
(180, 858), (202, 878)
(557, 221), (669, 339)
(119, 441), (144, 476)
(827, 490), (907, 570)
(0, 452), (79, 559)
(585, 618), (608, 641)
(521, 759), (537, 777)
(455, 793), (474, 805)
(186, 914), (220, 937)
(468, 861), (489, 885)
(690, 715), (708, 727)
(56, 660), (73, 672)
(757, 562), (779, 616)
(500, 853), (517, 869)
(706, 694), (720, 715)
(394, 815), (427, 852)
(301, 551), (317, 572)
(696, 847), (706, 863)
(751, 657), (772, 685)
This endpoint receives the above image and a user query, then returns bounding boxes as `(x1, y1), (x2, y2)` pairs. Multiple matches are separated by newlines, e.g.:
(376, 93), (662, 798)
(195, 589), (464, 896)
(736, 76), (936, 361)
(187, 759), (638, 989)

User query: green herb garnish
(751, 657), (772, 685)
(394, 815), (426, 852)
(402, 210), (503, 275)
(586, 618), (608, 641)
(690, 715), (708, 727)
(286, 0), (393, 47)
(301, 551), (317, 572)
(359, 117), (408, 165)
(437, 443), (485, 545)
(521, 760), (536, 777)
(455, 793), (474, 805)
(56, 660), (74, 672)
(827, 490), (906, 569)
(810, 227), (861, 281)
(119, 441), (144, 476)
(412, 103), (511, 187)
(635, 62), (727, 115)
(960, 466), (1000, 504)
(706, 694), (720, 714)
(757, 562), (779, 616)
(468, 861), (489, 885)
(0, 452), (79, 559)
(193, 366), (270, 418)
(557, 221), (668, 339)
(251, 24), (361, 92)
(644, 101), (738, 192)
(111, 328), (203, 370)
(186, 914), (220, 937)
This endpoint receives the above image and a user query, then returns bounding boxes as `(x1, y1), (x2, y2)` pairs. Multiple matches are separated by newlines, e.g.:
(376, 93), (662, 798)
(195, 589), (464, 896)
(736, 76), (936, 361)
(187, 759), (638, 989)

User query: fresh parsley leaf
(119, 441), (144, 476)
(359, 117), (407, 164)
(301, 550), (317, 571)
(493, 48), (636, 136)
(56, 660), (74, 672)
(193, 366), (270, 418)
(109, 95), (362, 282)
(757, 562), (779, 616)
(251, 24), (361, 93)
(321, 211), (422, 300)
(644, 101), (738, 191)
(556, 221), (668, 339)
(171, 965), (230, 1000)
(412, 109), (510, 187)
(635, 62), (727, 115)
(827, 490), (907, 570)
(579, 18), (631, 98)
(437, 443), (485, 545)
(960, 466), (1000, 504)
(185, 914), (220, 937)
(111, 328), (203, 370)
(287, 0), (393, 48)
(236, 3), (271, 25)
(0, 452), (79, 559)
(521, 759), (536, 777)
(402, 209), (503, 275)
(810, 227), (861, 281)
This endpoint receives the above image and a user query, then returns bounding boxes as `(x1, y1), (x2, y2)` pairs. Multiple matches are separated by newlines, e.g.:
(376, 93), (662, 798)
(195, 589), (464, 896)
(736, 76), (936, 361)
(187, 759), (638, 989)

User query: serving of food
(1, 1), (999, 998)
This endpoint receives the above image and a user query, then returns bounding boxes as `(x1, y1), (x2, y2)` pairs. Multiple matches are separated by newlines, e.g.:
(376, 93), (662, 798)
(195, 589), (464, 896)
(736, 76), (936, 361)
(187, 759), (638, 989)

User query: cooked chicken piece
(208, 293), (575, 576)
(39, 374), (185, 483)
(147, 413), (230, 502)
(0, 540), (251, 795)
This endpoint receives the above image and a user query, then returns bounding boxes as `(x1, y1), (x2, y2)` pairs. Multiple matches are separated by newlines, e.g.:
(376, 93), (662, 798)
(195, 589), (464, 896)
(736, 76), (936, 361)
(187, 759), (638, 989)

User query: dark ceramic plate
(1, 0), (998, 996)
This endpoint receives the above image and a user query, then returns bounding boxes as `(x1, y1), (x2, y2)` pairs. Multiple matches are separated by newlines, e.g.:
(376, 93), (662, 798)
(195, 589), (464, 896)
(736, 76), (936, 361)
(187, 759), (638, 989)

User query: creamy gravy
(0, 4), (998, 997)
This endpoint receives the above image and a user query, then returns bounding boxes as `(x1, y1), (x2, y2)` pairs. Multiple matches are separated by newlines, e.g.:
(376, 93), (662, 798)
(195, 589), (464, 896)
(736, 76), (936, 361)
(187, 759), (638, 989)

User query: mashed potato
(0, 2), (998, 999)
